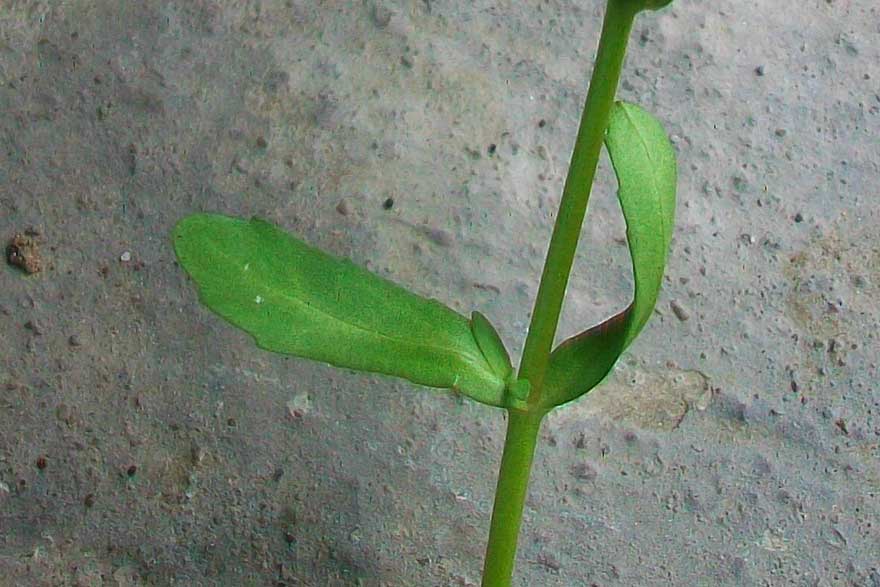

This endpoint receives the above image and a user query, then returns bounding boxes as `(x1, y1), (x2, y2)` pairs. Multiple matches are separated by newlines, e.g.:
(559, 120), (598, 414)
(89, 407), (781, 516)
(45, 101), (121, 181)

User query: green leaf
(541, 101), (677, 409)
(470, 311), (513, 381)
(173, 213), (510, 407)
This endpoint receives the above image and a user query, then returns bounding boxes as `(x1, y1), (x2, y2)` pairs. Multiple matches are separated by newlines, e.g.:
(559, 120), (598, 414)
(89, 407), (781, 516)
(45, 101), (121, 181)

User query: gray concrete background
(1, 1), (878, 585)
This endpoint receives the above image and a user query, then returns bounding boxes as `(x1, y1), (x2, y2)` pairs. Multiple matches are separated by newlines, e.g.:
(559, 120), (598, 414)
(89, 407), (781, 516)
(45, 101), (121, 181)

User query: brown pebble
(84, 493), (95, 508)
(336, 199), (350, 216)
(36, 456), (48, 470)
(68, 334), (82, 347)
(191, 445), (206, 466)
(670, 300), (691, 322)
(126, 465), (137, 477)
(6, 233), (42, 274)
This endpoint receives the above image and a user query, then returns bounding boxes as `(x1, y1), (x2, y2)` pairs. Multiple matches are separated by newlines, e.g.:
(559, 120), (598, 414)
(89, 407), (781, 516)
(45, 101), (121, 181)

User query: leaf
(470, 311), (513, 381)
(541, 101), (677, 409)
(173, 214), (510, 407)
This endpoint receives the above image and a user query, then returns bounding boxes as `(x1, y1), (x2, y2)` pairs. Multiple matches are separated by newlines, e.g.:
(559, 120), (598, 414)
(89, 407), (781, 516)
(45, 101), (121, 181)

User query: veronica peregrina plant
(174, 0), (678, 584)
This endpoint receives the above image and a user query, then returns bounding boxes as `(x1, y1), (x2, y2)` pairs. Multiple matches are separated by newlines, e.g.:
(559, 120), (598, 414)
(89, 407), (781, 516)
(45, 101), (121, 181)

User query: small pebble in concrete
(670, 300), (691, 322)
(6, 233), (42, 274)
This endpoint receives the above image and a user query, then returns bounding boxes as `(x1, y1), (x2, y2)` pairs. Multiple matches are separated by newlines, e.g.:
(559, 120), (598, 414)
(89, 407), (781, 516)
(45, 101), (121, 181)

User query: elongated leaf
(541, 101), (677, 409)
(174, 214), (511, 407)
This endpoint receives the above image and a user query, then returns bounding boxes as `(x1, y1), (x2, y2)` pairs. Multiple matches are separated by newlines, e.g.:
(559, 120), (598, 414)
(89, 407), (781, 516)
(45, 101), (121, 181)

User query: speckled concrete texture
(1, 1), (878, 585)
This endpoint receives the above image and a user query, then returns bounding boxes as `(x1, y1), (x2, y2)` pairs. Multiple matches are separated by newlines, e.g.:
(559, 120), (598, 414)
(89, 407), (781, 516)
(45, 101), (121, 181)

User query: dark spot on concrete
(570, 462), (597, 482)
(424, 227), (452, 247)
(263, 70), (290, 94)
(472, 282), (500, 294)
(371, 3), (393, 27)
(124, 143), (137, 175)
(24, 320), (44, 335)
(535, 552), (561, 573)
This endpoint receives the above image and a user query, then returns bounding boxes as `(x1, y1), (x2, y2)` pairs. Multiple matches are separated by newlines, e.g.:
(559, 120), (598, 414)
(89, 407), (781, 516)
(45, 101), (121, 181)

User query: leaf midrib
(619, 104), (670, 247)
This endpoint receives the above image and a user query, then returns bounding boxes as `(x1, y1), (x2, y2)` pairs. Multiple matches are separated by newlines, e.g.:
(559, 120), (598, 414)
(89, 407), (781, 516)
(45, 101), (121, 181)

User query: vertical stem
(519, 0), (638, 405)
(480, 3), (641, 586)
(480, 410), (544, 587)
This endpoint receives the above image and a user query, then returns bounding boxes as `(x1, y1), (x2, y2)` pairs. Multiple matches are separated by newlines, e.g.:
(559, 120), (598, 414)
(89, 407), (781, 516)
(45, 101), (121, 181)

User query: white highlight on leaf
(244, 263), (250, 271)
(255, 295), (263, 304)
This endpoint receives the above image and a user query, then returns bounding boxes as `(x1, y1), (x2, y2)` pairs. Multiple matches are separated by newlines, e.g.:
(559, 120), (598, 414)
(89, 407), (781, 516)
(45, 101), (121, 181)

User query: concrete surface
(1, 1), (878, 585)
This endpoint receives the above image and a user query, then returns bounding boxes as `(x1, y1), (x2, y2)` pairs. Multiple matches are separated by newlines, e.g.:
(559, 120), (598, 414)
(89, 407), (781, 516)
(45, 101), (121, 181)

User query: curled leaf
(541, 101), (677, 409)
(174, 214), (511, 407)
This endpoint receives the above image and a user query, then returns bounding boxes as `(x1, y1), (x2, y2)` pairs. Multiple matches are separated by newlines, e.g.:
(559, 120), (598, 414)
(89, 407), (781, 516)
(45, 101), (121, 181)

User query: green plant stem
(519, 0), (638, 405)
(480, 410), (544, 587)
(481, 3), (640, 586)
